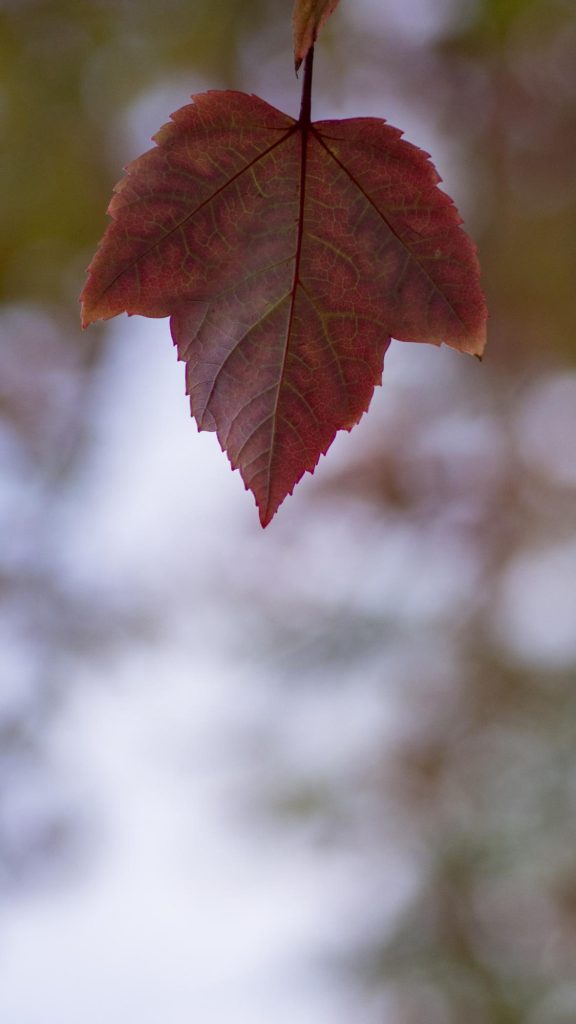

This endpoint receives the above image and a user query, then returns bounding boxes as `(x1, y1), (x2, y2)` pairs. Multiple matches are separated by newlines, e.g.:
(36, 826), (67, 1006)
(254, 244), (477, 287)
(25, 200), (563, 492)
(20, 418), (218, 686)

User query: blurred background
(1, 0), (576, 1021)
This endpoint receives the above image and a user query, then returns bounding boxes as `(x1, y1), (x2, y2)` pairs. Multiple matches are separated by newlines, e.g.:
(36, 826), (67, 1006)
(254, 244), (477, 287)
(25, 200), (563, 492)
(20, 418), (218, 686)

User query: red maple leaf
(81, 50), (486, 526)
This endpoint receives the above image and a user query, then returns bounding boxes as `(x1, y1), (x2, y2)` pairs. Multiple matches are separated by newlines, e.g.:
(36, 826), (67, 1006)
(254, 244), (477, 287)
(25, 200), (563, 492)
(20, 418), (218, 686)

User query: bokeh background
(1, 0), (576, 1021)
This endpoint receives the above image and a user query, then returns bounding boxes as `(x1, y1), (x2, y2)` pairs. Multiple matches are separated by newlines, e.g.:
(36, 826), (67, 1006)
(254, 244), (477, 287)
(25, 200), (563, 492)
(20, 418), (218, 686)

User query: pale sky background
(1, 305), (574, 1022)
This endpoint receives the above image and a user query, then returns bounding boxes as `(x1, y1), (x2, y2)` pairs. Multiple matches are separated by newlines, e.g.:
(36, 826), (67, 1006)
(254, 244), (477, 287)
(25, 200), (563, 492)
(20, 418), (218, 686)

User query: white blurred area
(1, 298), (575, 1020)
(0, 314), (418, 1024)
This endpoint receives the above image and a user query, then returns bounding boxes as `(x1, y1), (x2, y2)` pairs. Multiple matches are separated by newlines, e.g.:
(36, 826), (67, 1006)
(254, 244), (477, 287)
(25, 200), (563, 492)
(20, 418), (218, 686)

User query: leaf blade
(81, 91), (486, 525)
(313, 118), (486, 356)
(81, 92), (296, 325)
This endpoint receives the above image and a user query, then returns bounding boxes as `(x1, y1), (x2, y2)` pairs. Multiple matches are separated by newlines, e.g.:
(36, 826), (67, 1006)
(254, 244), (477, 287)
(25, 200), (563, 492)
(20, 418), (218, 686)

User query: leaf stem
(299, 46), (314, 127)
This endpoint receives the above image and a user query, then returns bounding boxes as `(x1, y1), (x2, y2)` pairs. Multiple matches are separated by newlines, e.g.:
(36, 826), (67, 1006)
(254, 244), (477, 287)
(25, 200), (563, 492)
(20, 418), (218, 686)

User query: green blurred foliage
(446, 0), (576, 365)
(0, 0), (287, 307)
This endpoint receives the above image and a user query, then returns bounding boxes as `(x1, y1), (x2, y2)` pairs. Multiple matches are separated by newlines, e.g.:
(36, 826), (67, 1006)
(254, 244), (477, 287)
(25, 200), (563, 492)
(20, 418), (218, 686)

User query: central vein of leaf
(261, 50), (314, 519)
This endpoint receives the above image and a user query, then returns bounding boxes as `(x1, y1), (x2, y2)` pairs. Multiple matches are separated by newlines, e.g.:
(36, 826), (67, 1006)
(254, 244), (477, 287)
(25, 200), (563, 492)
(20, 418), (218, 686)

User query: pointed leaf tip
(293, 0), (340, 69)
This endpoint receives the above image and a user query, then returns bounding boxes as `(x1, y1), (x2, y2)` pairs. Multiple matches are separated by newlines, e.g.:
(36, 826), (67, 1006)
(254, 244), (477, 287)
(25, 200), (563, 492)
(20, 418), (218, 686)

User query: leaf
(81, 88), (486, 527)
(293, 0), (340, 71)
